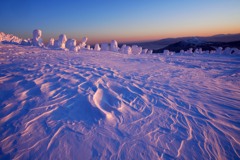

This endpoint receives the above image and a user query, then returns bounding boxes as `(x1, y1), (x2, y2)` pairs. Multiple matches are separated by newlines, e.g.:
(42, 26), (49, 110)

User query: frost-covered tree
(180, 50), (185, 54)
(79, 37), (88, 48)
(110, 40), (119, 52)
(21, 39), (31, 46)
(66, 39), (78, 51)
(194, 49), (199, 54)
(216, 47), (223, 54)
(232, 48), (240, 54)
(86, 45), (91, 50)
(124, 46), (132, 54)
(94, 44), (101, 51)
(187, 48), (193, 54)
(132, 45), (142, 54)
(210, 50), (216, 54)
(56, 34), (67, 49)
(101, 43), (109, 51)
(224, 48), (239, 55)
(47, 38), (55, 48)
(163, 50), (170, 55)
(141, 49), (148, 54)
(32, 29), (44, 47)
(120, 44), (126, 53)
(147, 50), (153, 54)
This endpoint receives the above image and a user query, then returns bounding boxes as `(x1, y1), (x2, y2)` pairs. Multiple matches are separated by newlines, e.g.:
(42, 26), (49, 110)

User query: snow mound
(93, 83), (122, 121)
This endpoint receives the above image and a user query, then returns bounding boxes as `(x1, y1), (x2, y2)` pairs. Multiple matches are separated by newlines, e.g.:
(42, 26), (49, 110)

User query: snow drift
(0, 44), (239, 160)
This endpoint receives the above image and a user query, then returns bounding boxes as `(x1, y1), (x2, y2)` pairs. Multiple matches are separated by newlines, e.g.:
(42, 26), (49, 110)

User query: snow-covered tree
(86, 45), (91, 50)
(101, 43), (109, 51)
(141, 49), (148, 54)
(124, 46), (132, 54)
(147, 50), (153, 54)
(21, 39), (31, 46)
(132, 45), (142, 54)
(79, 37), (88, 48)
(56, 34), (67, 49)
(110, 40), (119, 52)
(163, 50), (170, 55)
(32, 29), (44, 47)
(94, 44), (101, 51)
(187, 48), (193, 54)
(120, 45), (126, 53)
(216, 47), (223, 54)
(47, 38), (55, 48)
(66, 39), (78, 51)
(180, 50), (185, 54)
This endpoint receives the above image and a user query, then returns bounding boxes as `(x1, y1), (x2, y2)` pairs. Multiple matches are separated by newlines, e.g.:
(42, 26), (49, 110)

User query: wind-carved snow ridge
(0, 44), (240, 159)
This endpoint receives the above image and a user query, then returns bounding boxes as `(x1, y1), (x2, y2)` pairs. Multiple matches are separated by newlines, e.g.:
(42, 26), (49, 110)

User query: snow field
(0, 44), (240, 159)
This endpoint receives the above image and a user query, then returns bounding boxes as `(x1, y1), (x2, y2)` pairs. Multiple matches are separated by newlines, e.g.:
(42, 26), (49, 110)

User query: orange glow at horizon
(88, 28), (240, 44)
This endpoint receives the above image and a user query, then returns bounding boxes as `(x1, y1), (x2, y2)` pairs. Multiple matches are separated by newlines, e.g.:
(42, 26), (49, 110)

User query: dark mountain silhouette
(153, 39), (240, 53)
(126, 33), (240, 50)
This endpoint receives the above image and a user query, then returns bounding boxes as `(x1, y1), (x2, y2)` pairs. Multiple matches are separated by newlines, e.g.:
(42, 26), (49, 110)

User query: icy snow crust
(0, 44), (240, 159)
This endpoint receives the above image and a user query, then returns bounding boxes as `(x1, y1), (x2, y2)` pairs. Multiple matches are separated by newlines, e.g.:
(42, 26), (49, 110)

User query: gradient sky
(0, 0), (240, 44)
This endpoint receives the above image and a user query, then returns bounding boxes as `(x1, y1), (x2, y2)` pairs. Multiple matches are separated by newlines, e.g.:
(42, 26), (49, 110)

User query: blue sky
(0, 0), (240, 44)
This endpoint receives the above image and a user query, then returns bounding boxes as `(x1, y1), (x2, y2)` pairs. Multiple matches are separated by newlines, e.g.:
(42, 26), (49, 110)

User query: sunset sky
(0, 0), (240, 44)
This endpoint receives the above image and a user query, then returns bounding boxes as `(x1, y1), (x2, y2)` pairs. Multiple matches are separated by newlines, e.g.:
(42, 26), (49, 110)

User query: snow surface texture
(0, 44), (240, 160)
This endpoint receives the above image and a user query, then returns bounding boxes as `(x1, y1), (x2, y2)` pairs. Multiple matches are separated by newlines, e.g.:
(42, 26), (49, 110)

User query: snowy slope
(0, 44), (240, 159)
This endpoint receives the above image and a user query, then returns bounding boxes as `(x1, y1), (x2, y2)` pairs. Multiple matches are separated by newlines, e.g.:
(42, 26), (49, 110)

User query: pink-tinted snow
(0, 44), (240, 159)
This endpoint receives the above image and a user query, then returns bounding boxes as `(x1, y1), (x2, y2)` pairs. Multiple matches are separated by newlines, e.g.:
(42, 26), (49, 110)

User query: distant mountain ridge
(153, 40), (240, 53)
(127, 33), (240, 50)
